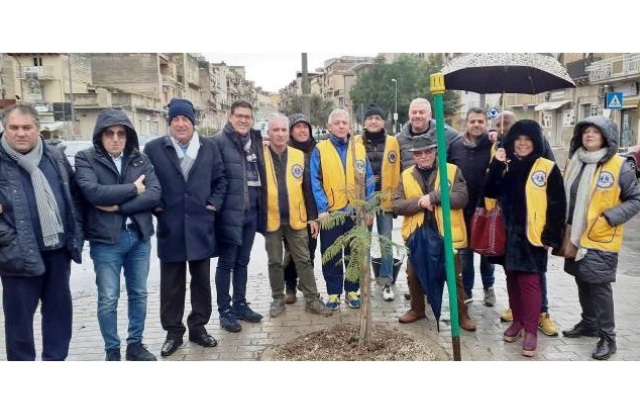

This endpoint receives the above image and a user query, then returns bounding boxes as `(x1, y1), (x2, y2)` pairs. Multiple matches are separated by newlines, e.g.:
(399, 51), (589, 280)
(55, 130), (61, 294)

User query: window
(33, 57), (43, 66)
(582, 104), (591, 119)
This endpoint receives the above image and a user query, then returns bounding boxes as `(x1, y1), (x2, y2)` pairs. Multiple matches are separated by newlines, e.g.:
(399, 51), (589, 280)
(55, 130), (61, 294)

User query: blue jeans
(90, 230), (151, 352)
(372, 211), (394, 284)
(320, 215), (358, 295)
(215, 206), (258, 313)
(460, 248), (495, 296)
(540, 272), (549, 313)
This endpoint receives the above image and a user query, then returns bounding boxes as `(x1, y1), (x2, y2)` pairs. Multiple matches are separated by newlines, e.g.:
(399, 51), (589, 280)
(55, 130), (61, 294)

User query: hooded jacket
(564, 116), (640, 283)
(75, 108), (161, 244)
(484, 119), (566, 273)
(288, 113), (318, 220)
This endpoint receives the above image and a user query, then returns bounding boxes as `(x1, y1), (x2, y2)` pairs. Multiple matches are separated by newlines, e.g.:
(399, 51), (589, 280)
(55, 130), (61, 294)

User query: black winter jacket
(75, 109), (161, 244)
(0, 142), (83, 276)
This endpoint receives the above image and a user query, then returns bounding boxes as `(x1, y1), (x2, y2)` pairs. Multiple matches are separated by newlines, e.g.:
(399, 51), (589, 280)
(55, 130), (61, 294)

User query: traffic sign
(606, 92), (623, 109)
(487, 107), (499, 119)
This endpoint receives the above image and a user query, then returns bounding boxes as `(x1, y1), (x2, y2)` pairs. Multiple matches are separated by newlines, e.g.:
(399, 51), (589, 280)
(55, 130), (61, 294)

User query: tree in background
(350, 54), (459, 129)
(279, 94), (334, 128)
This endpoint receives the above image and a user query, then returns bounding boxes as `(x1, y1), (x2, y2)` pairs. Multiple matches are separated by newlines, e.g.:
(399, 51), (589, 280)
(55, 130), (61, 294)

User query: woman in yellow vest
(484, 120), (566, 358)
(392, 134), (477, 332)
(560, 116), (640, 360)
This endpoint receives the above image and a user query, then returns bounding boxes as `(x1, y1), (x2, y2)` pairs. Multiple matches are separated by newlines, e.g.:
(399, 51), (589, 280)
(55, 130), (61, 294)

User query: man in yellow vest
(354, 104), (401, 301)
(393, 133), (476, 331)
(262, 113), (332, 318)
(310, 109), (375, 310)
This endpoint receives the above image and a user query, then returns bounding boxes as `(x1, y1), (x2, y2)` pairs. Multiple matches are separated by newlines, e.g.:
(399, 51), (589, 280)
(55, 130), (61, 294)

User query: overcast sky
(205, 53), (371, 92)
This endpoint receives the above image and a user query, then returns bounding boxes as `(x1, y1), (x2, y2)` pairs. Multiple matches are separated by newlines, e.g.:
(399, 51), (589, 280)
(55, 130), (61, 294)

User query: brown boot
(454, 252), (476, 332)
(399, 263), (426, 324)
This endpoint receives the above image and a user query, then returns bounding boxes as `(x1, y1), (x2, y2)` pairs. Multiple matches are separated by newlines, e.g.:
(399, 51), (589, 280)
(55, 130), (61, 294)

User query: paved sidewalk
(1, 221), (639, 362)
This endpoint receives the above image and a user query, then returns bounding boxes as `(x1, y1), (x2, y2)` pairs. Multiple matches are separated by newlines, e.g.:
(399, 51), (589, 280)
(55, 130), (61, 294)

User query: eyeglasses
(103, 129), (126, 140)
(412, 149), (436, 157)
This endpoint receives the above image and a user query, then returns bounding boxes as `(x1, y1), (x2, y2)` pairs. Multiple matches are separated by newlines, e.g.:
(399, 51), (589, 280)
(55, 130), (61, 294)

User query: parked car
(62, 140), (93, 166)
(619, 144), (640, 179)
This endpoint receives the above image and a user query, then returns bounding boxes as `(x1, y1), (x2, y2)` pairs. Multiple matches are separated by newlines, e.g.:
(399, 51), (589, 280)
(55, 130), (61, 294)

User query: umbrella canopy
(407, 222), (446, 331)
(441, 53), (576, 94)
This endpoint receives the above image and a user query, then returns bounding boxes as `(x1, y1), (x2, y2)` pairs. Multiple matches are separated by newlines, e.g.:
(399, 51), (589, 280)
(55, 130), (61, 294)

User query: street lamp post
(391, 78), (398, 134)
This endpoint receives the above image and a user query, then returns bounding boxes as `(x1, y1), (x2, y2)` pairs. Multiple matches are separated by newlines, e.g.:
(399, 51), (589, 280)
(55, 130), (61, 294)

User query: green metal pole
(430, 73), (461, 361)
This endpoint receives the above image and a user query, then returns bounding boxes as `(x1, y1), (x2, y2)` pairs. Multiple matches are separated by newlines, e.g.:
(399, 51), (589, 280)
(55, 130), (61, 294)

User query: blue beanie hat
(168, 98), (196, 126)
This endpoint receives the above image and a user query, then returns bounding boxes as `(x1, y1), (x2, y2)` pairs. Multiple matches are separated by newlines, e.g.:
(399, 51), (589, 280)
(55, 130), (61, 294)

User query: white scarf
(170, 131), (200, 180)
(564, 147), (608, 261)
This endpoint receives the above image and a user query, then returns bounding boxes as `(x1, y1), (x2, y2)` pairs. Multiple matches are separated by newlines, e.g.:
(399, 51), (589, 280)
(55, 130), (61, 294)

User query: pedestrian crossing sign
(605, 92), (623, 109)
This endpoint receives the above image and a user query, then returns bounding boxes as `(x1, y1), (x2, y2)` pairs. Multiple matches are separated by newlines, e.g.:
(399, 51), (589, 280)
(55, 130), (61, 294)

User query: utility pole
(301, 53), (310, 119)
(391, 78), (398, 134)
(67, 53), (75, 139)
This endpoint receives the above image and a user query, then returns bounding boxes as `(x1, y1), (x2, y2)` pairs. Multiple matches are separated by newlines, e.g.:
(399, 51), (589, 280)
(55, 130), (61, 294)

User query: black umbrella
(407, 222), (445, 331)
(441, 53), (576, 94)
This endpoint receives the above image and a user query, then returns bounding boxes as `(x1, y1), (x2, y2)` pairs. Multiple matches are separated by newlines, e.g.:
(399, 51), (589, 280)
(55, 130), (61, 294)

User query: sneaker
(285, 290), (297, 304)
(305, 298), (333, 316)
(538, 312), (559, 336)
(220, 310), (242, 333)
(232, 302), (263, 323)
(326, 294), (341, 311)
(464, 291), (473, 304)
(125, 342), (157, 361)
(105, 348), (121, 361)
(269, 298), (286, 318)
(345, 291), (361, 309)
(500, 308), (513, 323)
(483, 287), (496, 307)
(382, 284), (395, 302)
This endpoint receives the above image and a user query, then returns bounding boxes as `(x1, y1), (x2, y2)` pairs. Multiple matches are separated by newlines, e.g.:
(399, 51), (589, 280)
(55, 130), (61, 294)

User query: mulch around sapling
(267, 323), (447, 361)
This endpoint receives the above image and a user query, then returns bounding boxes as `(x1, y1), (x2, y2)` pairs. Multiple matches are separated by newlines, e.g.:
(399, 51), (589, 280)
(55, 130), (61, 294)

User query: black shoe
(105, 348), (121, 361)
(220, 310), (242, 333)
(160, 337), (183, 357)
(562, 323), (599, 338)
(592, 336), (617, 360)
(232, 303), (263, 323)
(126, 342), (157, 361)
(189, 332), (218, 348)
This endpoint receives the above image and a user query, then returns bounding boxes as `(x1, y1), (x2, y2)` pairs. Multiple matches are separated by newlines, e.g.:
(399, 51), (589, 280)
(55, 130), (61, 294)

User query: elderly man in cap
(282, 113), (319, 304)
(393, 132), (475, 332)
(354, 104), (401, 301)
(75, 108), (161, 361)
(144, 98), (227, 357)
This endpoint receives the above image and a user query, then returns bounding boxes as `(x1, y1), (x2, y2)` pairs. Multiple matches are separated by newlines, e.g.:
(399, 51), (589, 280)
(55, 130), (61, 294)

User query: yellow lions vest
(317, 139), (367, 211)
(264, 146), (307, 232)
(400, 164), (467, 248)
(577, 155), (625, 251)
(354, 134), (400, 211)
(524, 157), (555, 246)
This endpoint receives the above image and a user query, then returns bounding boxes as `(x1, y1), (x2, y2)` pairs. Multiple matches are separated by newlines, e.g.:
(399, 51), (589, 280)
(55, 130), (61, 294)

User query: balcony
(586, 54), (640, 84)
(19, 66), (57, 80)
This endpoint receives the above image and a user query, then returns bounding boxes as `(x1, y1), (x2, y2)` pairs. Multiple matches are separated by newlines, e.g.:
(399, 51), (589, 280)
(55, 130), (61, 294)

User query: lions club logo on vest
(531, 170), (547, 187)
(355, 159), (366, 174)
(388, 151), (398, 164)
(597, 171), (614, 189)
(291, 164), (304, 179)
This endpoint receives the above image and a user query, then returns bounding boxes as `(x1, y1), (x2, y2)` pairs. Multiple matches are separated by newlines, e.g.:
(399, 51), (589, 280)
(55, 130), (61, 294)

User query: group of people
(0, 93), (637, 361)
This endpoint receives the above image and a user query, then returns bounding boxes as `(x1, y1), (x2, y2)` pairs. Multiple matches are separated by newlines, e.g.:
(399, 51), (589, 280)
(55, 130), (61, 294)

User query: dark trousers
(506, 270), (541, 334)
(160, 258), (212, 339)
(319, 216), (357, 295)
(575, 277), (615, 337)
(215, 206), (258, 313)
(1, 249), (72, 361)
(283, 224), (317, 292)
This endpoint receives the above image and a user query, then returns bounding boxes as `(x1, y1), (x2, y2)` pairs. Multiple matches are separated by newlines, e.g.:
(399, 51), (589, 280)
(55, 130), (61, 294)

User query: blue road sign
(605, 92), (623, 109)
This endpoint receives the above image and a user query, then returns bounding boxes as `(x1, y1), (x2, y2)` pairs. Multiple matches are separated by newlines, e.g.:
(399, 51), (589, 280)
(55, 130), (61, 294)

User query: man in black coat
(144, 99), (227, 356)
(0, 104), (83, 361)
(75, 108), (161, 361)
(212, 100), (267, 333)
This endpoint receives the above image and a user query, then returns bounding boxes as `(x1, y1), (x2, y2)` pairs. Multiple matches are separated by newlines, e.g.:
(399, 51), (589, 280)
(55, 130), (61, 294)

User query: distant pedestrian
(75, 108), (161, 361)
(0, 104), (83, 361)
(561, 116), (640, 360)
(144, 98), (227, 357)
(212, 100), (267, 333)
